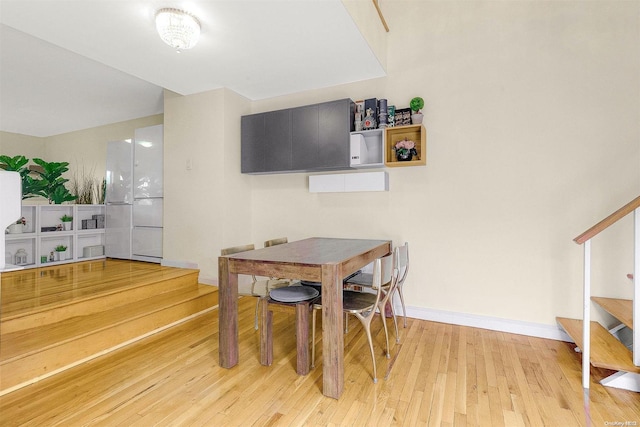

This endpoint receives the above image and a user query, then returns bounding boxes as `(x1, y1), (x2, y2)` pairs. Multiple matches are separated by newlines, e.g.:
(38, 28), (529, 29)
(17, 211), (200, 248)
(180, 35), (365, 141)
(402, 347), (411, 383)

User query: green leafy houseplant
(410, 97), (424, 114)
(31, 158), (77, 204)
(55, 245), (67, 252)
(61, 214), (73, 222)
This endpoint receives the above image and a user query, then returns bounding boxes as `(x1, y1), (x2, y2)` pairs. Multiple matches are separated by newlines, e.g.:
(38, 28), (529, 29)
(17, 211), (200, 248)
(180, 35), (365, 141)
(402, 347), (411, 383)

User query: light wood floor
(1, 295), (638, 426)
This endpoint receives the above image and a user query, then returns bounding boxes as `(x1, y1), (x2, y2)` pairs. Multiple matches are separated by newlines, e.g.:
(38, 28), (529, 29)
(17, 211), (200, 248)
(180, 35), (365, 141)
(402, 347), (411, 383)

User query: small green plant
(55, 245), (67, 252)
(61, 214), (73, 222)
(410, 97), (424, 113)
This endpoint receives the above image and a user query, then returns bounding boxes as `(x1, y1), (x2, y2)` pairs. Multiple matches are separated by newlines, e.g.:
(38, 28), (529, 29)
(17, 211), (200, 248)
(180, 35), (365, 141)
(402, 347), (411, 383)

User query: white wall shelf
(3, 204), (106, 270)
(309, 171), (389, 193)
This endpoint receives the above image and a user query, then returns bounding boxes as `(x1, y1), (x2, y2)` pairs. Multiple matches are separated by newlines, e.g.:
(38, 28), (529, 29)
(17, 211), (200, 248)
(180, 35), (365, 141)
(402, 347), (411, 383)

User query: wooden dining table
(218, 237), (391, 399)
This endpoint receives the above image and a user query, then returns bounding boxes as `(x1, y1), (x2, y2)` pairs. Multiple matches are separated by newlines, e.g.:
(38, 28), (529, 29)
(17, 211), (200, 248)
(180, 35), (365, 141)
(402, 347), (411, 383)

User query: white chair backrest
(372, 253), (395, 291)
(221, 243), (255, 256)
(396, 242), (409, 286)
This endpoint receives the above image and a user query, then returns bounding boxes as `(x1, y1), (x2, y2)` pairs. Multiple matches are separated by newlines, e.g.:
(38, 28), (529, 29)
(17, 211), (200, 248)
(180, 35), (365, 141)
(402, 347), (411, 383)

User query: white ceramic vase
(8, 223), (23, 234)
(411, 113), (424, 124)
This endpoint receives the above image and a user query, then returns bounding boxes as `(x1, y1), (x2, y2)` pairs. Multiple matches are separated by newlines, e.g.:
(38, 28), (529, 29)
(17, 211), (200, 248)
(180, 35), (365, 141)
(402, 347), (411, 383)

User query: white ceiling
(0, 0), (385, 137)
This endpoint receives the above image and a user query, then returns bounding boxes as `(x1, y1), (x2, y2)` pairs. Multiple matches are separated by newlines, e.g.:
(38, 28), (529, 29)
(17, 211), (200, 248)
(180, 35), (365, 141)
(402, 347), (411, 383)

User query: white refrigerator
(105, 124), (163, 262)
(132, 124), (163, 262)
(105, 139), (133, 259)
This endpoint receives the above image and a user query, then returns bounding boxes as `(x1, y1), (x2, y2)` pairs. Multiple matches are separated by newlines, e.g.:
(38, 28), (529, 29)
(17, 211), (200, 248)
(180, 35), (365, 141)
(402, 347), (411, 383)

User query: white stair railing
(573, 195), (640, 391)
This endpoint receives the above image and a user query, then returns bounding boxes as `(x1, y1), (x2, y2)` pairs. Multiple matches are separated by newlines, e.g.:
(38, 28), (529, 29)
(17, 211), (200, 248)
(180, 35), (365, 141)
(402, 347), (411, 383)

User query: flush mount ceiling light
(155, 8), (201, 52)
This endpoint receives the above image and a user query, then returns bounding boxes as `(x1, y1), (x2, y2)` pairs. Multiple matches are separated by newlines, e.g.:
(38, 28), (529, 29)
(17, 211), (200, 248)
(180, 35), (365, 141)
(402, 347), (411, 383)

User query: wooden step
(0, 284), (217, 393)
(592, 297), (633, 330)
(1, 260), (200, 333)
(556, 317), (640, 374)
(0, 260), (219, 394)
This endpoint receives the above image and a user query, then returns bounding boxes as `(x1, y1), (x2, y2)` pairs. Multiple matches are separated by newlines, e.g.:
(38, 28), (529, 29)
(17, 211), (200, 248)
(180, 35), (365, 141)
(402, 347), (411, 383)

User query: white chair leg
(379, 309), (391, 359)
(362, 318), (378, 383)
(390, 302), (400, 343)
(397, 288), (407, 328)
(254, 298), (260, 330)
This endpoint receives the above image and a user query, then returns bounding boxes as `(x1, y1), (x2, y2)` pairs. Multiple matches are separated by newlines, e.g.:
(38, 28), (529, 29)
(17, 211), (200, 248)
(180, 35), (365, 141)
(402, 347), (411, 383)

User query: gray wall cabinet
(241, 98), (354, 174)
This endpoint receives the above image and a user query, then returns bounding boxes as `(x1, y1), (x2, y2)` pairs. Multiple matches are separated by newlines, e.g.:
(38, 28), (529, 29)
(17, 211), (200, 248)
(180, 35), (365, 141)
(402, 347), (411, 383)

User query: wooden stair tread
(556, 317), (640, 374)
(1, 260), (200, 321)
(591, 297), (633, 330)
(0, 284), (217, 362)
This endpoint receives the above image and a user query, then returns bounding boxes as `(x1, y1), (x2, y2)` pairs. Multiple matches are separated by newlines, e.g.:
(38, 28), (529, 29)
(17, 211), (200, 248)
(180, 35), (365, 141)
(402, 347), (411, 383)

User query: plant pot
(7, 223), (23, 234)
(411, 113), (423, 124)
(63, 222), (72, 231)
(396, 148), (417, 162)
(54, 251), (61, 261)
(396, 151), (413, 162)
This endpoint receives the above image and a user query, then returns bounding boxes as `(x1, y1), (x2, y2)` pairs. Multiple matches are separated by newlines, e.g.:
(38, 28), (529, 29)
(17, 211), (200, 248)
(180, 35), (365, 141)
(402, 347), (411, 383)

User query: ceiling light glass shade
(155, 8), (201, 52)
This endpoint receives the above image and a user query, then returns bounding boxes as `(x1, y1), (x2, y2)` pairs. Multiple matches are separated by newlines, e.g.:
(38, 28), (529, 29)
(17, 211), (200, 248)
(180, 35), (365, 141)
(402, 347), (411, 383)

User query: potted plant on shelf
(410, 97), (424, 124)
(61, 214), (73, 231)
(54, 245), (68, 261)
(394, 138), (418, 161)
(7, 217), (26, 234)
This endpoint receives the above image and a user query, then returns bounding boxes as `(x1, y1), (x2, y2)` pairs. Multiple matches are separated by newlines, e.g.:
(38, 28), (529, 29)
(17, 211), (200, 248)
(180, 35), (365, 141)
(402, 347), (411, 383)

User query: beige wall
(0, 132), (46, 160)
(163, 88), (253, 282)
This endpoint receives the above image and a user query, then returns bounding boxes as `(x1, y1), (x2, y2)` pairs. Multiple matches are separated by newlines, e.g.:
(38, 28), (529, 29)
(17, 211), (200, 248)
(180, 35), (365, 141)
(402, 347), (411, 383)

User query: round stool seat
(270, 286), (319, 303)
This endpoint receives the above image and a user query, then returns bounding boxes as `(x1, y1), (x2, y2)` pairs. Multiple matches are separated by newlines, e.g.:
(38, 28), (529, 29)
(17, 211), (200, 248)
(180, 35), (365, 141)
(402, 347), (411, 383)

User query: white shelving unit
(350, 129), (384, 168)
(4, 204), (106, 269)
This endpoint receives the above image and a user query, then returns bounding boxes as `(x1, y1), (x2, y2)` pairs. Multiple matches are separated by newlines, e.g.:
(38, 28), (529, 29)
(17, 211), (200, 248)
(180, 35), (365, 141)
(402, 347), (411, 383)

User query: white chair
(345, 241), (409, 330)
(311, 253), (398, 383)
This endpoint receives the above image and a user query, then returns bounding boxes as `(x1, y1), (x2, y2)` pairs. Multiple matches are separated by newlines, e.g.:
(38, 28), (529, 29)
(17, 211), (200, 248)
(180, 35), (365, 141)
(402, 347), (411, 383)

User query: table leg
(218, 256), (239, 368)
(295, 302), (310, 375)
(321, 264), (344, 399)
(259, 297), (273, 366)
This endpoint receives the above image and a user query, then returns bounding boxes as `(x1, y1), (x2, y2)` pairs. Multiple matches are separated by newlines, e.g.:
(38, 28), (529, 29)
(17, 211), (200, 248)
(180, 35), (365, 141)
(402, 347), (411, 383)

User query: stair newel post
(634, 208), (639, 367)
(582, 239), (592, 389)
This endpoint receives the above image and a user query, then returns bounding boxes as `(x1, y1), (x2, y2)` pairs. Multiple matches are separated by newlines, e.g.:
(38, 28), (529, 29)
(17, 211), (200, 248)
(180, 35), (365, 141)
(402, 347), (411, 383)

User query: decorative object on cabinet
(364, 98), (378, 119)
(14, 248), (28, 265)
(31, 158), (77, 204)
(354, 100), (364, 131)
(61, 214), (73, 231)
(396, 108), (411, 126)
(410, 97), (424, 124)
(82, 219), (97, 229)
(394, 138), (418, 161)
(363, 108), (377, 130)
(71, 167), (105, 204)
(54, 245), (68, 261)
(7, 217), (25, 234)
(387, 105), (396, 127)
(385, 124), (427, 167)
(378, 99), (388, 128)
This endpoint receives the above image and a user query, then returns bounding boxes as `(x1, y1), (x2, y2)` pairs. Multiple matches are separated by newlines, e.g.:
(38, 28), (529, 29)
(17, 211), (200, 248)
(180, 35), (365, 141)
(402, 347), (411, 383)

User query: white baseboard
(404, 305), (572, 342)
